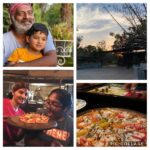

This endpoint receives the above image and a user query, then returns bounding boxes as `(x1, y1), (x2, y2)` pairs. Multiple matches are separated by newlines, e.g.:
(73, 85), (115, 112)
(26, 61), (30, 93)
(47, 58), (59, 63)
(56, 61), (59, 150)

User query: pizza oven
(77, 84), (147, 114)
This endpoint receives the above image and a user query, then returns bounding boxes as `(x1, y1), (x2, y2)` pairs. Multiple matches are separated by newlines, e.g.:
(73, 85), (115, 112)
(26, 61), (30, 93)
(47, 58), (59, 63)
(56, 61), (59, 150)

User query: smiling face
(12, 88), (28, 105)
(12, 5), (35, 34)
(26, 31), (47, 52)
(46, 93), (64, 120)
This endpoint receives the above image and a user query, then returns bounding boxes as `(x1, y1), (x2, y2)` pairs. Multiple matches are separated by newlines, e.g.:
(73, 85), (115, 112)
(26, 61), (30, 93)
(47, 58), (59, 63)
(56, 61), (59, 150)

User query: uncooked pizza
(19, 113), (49, 124)
(89, 86), (126, 96)
(77, 108), (146, 146)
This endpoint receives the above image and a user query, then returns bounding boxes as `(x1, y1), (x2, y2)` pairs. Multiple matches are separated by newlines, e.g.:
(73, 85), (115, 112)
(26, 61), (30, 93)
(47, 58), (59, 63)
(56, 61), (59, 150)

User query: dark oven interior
(77, 91), (147, 114)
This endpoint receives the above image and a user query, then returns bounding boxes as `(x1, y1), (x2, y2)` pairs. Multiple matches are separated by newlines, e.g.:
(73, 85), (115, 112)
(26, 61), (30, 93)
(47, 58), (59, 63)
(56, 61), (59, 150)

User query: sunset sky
(77, 3), (132, 50)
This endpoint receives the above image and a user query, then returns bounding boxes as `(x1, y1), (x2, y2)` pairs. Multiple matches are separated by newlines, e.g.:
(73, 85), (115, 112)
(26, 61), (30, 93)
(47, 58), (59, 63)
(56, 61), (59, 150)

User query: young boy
(7, 23), (48, 65)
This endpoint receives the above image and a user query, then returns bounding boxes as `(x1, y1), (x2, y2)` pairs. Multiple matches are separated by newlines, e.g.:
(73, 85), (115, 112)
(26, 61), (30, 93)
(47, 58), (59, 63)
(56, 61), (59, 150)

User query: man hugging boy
(7, 23), (48, 65)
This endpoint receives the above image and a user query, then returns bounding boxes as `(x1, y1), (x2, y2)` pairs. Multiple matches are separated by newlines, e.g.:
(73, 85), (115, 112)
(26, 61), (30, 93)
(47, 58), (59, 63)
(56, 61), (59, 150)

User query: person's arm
(13, 50), (57, 67)
(51, 140), (63, 146)
(14, 128), (25, 141)
(7, 61), (17, 66)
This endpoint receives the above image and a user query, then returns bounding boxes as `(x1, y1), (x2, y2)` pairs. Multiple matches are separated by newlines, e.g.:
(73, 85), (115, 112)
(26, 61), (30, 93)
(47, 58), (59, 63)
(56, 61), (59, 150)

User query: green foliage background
(3, 3), (73, 66)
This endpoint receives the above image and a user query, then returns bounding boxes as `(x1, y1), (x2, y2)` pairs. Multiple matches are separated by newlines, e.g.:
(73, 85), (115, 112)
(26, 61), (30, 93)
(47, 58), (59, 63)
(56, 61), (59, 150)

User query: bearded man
(3, 3), (57, 66)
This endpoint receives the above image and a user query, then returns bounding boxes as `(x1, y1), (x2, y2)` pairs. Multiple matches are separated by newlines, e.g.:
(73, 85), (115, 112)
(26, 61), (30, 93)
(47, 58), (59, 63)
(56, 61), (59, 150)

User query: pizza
(19, 113), (49, 124)
(89, 86), (126, 96)
(77, 108), (146, 146)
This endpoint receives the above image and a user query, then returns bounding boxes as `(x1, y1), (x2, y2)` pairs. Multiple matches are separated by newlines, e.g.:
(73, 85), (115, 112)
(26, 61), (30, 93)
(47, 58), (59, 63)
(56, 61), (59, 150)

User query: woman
(3, 82), (29, 146)
(45, 88), (73, 146)
(25, 88), (73, 146)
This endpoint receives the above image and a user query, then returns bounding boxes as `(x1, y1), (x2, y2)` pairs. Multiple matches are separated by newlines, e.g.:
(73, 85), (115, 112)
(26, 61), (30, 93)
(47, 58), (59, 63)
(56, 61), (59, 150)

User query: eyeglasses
(45, 100), (63, 108)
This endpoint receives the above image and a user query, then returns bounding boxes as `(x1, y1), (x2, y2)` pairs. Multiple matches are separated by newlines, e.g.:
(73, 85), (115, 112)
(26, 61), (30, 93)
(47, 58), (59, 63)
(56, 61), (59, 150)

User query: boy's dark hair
(26, 23), (48, 37)
(48, 88), (72, 109)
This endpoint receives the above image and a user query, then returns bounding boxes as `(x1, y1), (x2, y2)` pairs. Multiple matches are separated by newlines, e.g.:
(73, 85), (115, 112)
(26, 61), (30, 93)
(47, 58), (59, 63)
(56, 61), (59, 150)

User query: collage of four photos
(3, 2), (147, 148)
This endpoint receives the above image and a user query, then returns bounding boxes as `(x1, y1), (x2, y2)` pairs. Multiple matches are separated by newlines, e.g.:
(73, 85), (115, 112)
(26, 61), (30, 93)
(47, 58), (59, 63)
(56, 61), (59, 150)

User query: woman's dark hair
(48, 88), (72, 109)
(7, 91), (13, 99)
(12, 82), (29, 92)
(26, 23), (48, 37)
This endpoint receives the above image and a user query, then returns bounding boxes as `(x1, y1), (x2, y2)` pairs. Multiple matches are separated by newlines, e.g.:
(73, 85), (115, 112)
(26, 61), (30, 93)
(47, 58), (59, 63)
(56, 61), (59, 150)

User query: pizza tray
(77, 99), (87, 111)
(6, 116), (57, 130)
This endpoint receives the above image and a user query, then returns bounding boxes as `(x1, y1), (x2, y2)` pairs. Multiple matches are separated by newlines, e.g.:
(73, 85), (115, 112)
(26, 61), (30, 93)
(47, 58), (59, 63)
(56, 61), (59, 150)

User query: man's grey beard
(11, 16), (35, 34)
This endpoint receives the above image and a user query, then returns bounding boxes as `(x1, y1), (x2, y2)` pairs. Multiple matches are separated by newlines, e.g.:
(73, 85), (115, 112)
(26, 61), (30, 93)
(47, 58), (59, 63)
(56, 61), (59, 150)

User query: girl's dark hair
(12, 82), (29, 92)
(26, 23), (48, 37)
(7, 91), (13, 99)
(48, 88), (72, 109)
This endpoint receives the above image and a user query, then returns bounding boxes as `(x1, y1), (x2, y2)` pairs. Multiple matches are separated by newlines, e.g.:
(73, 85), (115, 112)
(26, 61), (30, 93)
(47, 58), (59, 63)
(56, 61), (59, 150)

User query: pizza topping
(77, 108), (146, 146)
(19, 113), (49, 124)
